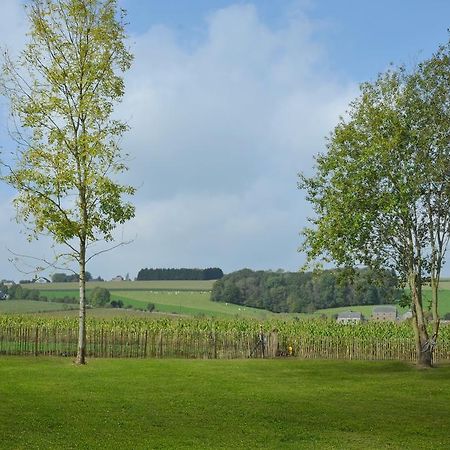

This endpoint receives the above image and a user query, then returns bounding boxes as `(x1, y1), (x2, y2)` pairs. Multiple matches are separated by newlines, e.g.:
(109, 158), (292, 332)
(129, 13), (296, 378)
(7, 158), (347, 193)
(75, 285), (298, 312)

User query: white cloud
(108, 3), (356, 277)
(0, 2), (356, 280)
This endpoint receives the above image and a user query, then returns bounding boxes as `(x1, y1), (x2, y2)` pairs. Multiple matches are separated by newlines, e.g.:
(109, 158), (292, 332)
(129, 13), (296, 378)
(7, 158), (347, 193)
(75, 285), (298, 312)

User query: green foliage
(299, 40), (450, 280)
(52, 272), (92, 282)
(146, 302), (155, 312)
(0, 0), (135, 363)
(212, 268), (401, 313)
(1, 0), (135, 248)
(89, 287), (111, 307)
(110, 299), (123, 308)
(299, 38), (450, 364)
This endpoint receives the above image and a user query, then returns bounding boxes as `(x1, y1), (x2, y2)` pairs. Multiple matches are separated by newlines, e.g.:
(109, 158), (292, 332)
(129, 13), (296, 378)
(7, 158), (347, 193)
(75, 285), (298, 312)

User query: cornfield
(1, 316), (449, 362)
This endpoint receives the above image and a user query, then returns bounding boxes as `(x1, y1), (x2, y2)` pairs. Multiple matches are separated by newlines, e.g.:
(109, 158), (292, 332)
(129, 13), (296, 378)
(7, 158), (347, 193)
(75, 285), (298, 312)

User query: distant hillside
(211, 268), (401, 314)
(136, 267), (223, 281)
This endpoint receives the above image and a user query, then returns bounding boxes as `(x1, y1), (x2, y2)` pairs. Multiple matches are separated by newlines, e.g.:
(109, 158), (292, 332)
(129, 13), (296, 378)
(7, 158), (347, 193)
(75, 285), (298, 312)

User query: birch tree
(1, 0), (135, 364)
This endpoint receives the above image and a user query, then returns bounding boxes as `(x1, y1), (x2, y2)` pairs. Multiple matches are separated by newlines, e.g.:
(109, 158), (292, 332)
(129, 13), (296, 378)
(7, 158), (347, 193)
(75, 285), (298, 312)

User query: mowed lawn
(0, 358), (449, 449)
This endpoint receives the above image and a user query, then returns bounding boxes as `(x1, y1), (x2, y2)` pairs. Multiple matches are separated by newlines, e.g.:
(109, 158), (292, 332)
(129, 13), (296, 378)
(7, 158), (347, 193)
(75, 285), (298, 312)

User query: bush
(110, 300), (123, 308)
(90, 287), (111, 307)
(146, 303), (155, 312)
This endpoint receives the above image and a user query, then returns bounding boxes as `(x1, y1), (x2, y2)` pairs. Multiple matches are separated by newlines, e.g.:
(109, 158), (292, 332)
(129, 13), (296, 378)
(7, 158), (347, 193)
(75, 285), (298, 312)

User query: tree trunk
(409, 273), (432, 367)
(75, 243), (87, 365)
(430, 276), (440, 338)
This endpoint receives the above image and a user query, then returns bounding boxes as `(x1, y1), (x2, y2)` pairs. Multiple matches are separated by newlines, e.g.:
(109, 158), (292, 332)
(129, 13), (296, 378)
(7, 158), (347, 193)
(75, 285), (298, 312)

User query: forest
(211, 268), (402, 313)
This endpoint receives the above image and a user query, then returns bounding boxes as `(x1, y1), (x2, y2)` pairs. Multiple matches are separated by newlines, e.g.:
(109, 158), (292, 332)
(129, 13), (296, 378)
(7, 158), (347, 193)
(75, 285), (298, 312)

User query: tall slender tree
(1, 0), (135, 364)
(299, 39), (450, 367)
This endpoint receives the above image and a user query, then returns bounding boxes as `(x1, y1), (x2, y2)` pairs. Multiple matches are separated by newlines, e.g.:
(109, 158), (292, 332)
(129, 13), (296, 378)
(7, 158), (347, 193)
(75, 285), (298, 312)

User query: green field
(0, 357), (449, 449)
(0, 300), (78, 314)
(12, 279), (450, 319)
(17, 284), (277, 319)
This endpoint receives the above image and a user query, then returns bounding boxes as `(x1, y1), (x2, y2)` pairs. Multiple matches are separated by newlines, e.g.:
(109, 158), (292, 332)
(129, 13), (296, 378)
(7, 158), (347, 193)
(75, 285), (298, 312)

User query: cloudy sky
(0, 0), (449, 281)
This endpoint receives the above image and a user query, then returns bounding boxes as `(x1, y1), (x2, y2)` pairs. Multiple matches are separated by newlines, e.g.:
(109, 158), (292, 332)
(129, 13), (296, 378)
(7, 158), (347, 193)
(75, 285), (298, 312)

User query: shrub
(110, 300), (123, 308)
(90, 287), (111, 307)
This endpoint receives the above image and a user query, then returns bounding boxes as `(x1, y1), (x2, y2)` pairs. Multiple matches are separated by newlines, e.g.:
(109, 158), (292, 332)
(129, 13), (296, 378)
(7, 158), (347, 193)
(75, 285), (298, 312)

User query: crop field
(0, 357), (449, 449)
(2, 316), (450, 362)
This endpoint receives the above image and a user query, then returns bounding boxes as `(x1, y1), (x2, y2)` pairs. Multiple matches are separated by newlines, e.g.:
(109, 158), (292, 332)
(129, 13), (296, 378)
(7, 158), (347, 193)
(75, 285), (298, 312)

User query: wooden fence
(1, 325), (449, 362)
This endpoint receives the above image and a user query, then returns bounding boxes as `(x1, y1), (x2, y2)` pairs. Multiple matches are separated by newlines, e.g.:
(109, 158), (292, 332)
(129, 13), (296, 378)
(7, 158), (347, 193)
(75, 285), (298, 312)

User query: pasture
(15, 281), (276, 319)
(0, 300), (77, 314)
(0, 357), (449, 449)
(9, 279), (450, 320)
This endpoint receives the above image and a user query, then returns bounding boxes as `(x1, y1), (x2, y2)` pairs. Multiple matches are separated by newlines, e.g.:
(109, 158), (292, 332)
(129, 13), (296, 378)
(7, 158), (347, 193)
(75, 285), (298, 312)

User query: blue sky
(0, 0), (449, 281)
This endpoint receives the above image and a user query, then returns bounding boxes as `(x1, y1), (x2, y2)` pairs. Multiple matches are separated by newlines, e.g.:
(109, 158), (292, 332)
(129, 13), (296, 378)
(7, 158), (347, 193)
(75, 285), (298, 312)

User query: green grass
(0, 300), (77, 314)
(15, 289), (276, 319)
(421, 288), (450, 316)
(0, 358), (449, 449)
(110, 290), (274, 318)
(16, 280), (450, 319)
(313, 289), (450, 319)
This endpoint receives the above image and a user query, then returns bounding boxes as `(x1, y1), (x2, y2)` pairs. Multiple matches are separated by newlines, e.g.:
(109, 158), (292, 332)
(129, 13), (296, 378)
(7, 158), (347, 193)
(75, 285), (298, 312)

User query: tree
(299, 39), (450, 367)
(89, 286), (110, 307)
(1, 0), (135, 364)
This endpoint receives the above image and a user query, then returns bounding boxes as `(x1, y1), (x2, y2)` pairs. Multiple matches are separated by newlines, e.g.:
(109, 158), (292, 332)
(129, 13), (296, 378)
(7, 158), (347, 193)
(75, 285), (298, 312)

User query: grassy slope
(17, 280), (450, 318)
(17, 283), (276, 319)
(110, 290), (274, 318)
(0, 358), (449, 449)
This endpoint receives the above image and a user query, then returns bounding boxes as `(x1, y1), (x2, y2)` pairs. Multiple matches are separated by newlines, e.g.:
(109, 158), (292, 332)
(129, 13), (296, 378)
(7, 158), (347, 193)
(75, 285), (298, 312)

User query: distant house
(400, 310), (413, 322)
(372, 305), (398, 322)
(337, 311), (363, 324)
(111, 275), (124, 282)
(34, 277), (51, 284)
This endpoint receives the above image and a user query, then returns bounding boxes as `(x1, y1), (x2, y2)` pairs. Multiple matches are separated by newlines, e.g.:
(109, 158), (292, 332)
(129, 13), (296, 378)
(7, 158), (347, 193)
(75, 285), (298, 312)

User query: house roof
(337, 311), (362, 319)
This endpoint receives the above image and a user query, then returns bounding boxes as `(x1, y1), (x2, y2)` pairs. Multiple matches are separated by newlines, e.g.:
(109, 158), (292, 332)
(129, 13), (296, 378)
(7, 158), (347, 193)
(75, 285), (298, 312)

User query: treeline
(51, 272), (93, 282)
(1, 283), (76, 303)
(211, 268), (401, 313)
(136, 267), (224, 281)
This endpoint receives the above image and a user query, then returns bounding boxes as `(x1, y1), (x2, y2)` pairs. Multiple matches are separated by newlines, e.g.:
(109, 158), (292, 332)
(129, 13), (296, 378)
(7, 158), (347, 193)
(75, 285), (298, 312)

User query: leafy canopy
(1, 0), (135, 260)
(299, 40), (450, 286)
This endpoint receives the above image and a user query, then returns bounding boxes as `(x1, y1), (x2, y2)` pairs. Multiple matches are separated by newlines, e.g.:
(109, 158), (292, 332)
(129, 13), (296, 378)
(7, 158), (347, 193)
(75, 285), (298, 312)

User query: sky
(0, 0), (450, 281)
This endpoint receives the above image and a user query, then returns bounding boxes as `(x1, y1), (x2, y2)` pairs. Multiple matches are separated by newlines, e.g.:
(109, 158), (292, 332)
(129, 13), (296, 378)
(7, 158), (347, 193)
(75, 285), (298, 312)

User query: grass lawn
(0, 358), (449, 449)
